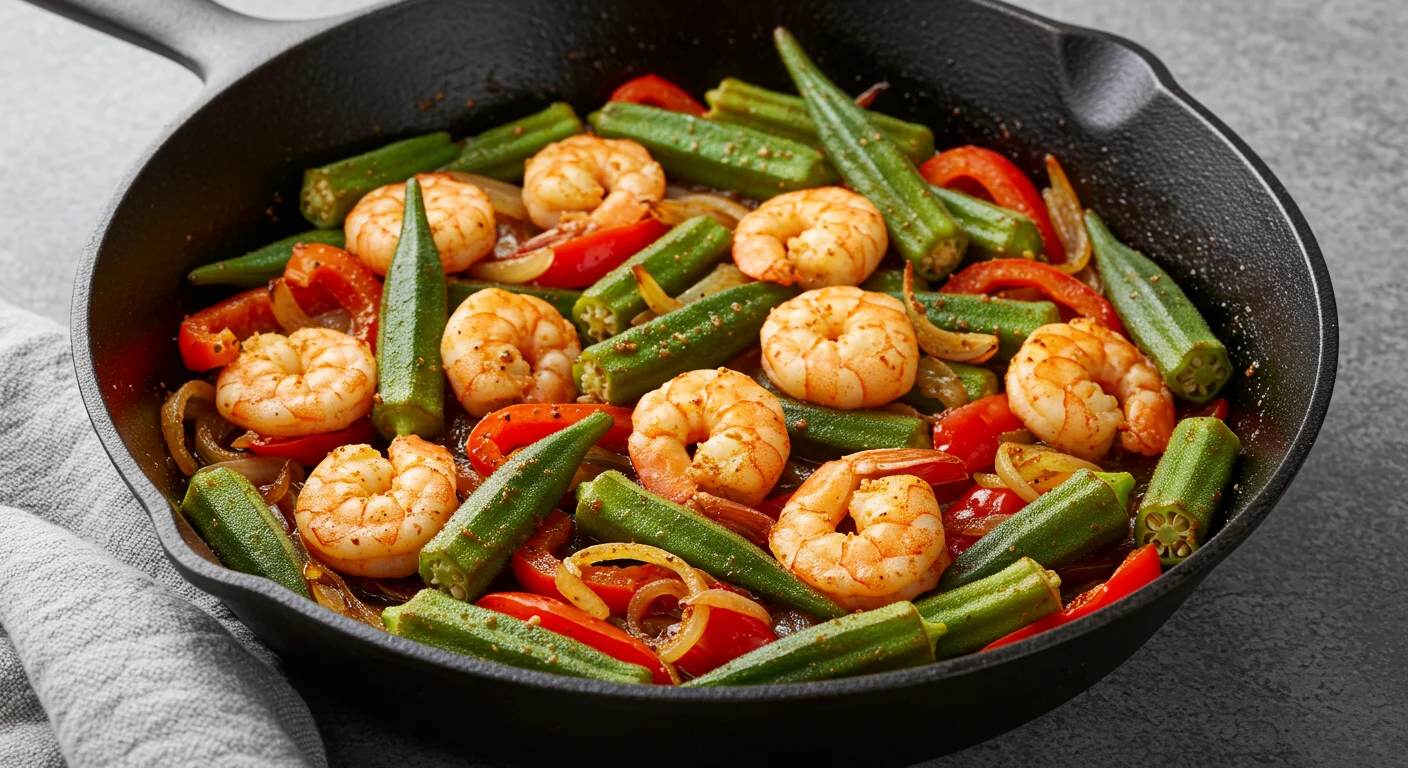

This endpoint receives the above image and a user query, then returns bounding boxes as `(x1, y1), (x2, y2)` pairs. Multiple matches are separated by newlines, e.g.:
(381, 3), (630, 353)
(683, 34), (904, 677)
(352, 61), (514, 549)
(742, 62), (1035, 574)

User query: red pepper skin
(284, 243), (383, 347)
(941, 259), (1124, 335)
(466, 404), (634, 477)
(531, 218), (670, 289)
(931, 395), (1027, 474)
(983, 544), (1161, 650)
(674, 608), (777, 678)
(609, 74), (707, 116)
(920, 146), (1063, 262)
(240, 418), (379, 466)
(477, 592), (673, 684)
(510, 510), (671, 616)
(178, 288), (282, 371)
(942, 484), (1028, 559)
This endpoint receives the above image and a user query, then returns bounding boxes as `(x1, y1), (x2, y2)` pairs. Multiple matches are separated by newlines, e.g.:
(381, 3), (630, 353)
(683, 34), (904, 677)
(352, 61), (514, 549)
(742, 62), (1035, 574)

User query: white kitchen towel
(0, 301), (326, 768)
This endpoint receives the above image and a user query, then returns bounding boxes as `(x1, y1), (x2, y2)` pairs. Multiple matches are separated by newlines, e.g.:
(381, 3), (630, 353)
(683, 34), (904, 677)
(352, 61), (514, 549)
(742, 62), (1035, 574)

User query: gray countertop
(2, 0), (1403, 765)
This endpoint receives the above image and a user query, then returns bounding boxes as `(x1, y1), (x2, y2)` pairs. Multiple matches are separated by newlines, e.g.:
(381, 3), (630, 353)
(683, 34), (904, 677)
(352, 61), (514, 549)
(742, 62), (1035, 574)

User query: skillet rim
(68, 0), (1337, 702)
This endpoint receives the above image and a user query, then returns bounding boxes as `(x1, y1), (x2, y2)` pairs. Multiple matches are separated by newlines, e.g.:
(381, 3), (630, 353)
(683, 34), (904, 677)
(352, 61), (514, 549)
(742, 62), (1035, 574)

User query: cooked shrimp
(344, 172), (496, 275)
(733, 187), (888, 288)
(296, 435), (458, 578)
(770, 449), (951, 611)
(521, 135), (666, 230)
(441, 288), (580, 417)
(629, 368), (789, 507)
(1006, 318), (1175, 461)
(760, 286), (919, 410)
(215, 328), (375, 438)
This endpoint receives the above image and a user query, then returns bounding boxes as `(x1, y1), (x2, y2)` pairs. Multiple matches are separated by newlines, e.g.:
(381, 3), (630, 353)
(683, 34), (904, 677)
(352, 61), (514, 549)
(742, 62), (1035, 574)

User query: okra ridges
(1139, 507), (1198, 561)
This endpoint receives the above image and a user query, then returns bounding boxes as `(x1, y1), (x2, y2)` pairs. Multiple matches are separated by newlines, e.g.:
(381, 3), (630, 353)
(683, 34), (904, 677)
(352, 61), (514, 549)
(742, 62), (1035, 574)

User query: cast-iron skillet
(26, 0), (1336, 762)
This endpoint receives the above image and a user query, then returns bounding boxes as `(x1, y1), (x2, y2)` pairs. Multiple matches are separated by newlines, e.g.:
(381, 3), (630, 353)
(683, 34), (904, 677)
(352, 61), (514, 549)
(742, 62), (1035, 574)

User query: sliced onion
(294, 537), (384, 629)
(675, 263), (752, 304)
(197, 456), (293, 498)
(194, 410), (246, 465)
(947, 513), (1013, 537)
(467, 246), (553, 284)
(903, 263), (999, 363)
(994, 442), (1103, 503)
(161, 380), (217, 476)
(692, 492), (774, 549)
(915, 356), (969, 409)
(559, 542), (710, 620)
(1075, 264), (1103, 294)
(632, 265), (685, 316)
(1042, 155), (1092, 274)
(626, 578), (688, 641)
(652, 189), (751, 229)
(443, 170), (529, 221)
(269, 278), (317, 334)
(684, 588), (771, 626)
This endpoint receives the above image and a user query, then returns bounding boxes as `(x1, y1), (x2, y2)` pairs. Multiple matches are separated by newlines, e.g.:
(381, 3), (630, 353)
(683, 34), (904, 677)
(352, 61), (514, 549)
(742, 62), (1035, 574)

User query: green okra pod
(575, 470), (848, 620)
(187, 230), (347, 287)
(752, 371), (932, 460)
(1135, 416), (1241, 565)
(181, 468), (310, 599)
(775, 27), (966, 279)
(300, 132), (461, 229)
(900, 358), (999, 414)
(574, 281), (797, 405)
(685, 601), (941, 686)
(703, 77), (936, 165)
(931, 185), (1044, 261)
(419, 411), (614, 603)
(1087, 211), (1232, 402)
(440, 102), (584, 181)
(572, 216), (733, 342)
(938, 470), (1134, 591)
(383, 589), (652, 684)
(916, 558), (1062, 658)
(373, 177), (447, 440)
(589, 101), (837, 200)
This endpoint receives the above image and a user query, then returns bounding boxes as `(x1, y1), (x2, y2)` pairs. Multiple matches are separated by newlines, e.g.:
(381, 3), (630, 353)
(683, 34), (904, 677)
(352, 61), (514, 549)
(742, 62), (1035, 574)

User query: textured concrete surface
(2, 0), (1403, 765)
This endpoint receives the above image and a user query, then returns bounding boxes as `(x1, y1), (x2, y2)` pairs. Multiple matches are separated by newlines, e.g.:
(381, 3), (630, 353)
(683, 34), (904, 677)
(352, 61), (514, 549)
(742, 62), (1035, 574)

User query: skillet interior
(71, 0), (1334, 760)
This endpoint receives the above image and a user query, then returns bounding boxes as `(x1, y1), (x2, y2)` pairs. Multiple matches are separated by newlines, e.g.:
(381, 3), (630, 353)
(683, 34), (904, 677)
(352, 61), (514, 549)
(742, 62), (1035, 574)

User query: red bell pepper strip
(283, 243), (383, 347)
(983, 544), (1162, 650)
(466, 404), (634, 477)
(177, 288), (281, 371)
(941, 259), (1124, 335)
(942, 483), (1028, 560)
(477, 592), (673, 684)
(920, 146), (1063, 262)
(237, 418), (379, 466)
(931, 394), (1027, 474)
(510, 510), (672, 616)
(530, 218), (670, 289)
(609, 74), (707, 116)
(673, 608), (777, 678)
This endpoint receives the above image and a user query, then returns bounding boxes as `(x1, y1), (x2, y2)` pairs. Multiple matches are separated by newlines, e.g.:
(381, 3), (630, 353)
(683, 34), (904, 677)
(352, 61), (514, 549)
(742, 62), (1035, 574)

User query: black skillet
(25, 0), (1336, 762)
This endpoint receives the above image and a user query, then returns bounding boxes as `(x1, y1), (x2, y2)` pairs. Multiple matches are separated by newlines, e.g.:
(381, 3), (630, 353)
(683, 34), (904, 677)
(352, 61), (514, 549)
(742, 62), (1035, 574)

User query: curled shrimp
(760, 286), (919, 410)
(769, 449), (964, 611)
(733, 187), (888, 288)
(344, 172), (497, 275)
(521, 135), (666, 230)
(296, 435), (458, 578)
(215, 328), (376, 438)
(440, 288), (580, 417)
(629, 368), (790, 507)
(1006, 318), (1175, 461)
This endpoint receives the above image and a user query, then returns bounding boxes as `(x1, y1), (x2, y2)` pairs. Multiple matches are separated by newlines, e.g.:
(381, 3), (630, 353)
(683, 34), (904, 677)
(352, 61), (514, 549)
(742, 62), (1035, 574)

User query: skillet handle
(19, 0), (333, 82)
